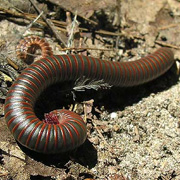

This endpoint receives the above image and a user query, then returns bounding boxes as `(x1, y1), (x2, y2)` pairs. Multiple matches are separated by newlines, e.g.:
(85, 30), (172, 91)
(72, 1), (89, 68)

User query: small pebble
(110, 112), (118, 120)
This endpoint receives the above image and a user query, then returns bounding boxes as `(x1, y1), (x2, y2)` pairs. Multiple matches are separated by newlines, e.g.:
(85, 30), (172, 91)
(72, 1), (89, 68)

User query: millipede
(16, 36), (53, 64)
(4, 36), (175, 153)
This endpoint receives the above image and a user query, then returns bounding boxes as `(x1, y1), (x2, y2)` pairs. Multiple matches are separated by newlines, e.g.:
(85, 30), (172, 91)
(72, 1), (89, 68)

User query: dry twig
(6, 58), (19, 70)
(47, 0), (98, 25)
(155, 40), (180, 49)
(0, 7), (123, 37)
(29, 0), (67, 47)
(59, 46), (114, 52)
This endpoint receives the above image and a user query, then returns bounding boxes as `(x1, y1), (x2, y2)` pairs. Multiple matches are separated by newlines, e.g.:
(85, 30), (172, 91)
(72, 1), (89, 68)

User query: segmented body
(16, 36), (53, 64)
(5, 38), (174, 153)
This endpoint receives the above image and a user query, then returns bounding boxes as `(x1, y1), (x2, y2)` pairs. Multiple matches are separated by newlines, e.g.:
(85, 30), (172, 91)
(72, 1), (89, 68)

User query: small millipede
(16, 36), (53, 64)
(4, 36), (174, 153)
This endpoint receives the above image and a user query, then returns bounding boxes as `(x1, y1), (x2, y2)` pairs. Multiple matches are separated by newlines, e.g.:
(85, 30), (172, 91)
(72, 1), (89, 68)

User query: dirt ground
(0, 0), (180, 180)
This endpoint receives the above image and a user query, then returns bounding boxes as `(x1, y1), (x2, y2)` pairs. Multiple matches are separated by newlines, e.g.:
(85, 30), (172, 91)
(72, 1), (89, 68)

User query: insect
(4, 36), (174, 153)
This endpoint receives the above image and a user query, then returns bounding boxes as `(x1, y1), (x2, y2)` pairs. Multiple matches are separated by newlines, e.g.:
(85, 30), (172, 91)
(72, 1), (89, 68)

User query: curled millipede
(16, 36), (53, 64)
(5, 37), (175, 153)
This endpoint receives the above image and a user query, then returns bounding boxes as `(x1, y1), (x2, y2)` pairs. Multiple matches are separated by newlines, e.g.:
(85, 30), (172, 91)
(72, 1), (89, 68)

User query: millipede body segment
(4, 47), (174, 153)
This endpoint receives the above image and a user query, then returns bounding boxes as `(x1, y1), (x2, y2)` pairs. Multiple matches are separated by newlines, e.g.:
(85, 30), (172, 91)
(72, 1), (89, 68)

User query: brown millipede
(16, 36), (53, 64)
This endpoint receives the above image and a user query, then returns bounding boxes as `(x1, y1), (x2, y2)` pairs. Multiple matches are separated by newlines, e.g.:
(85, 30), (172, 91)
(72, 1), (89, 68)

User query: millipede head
(41, 109), (87, 153)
